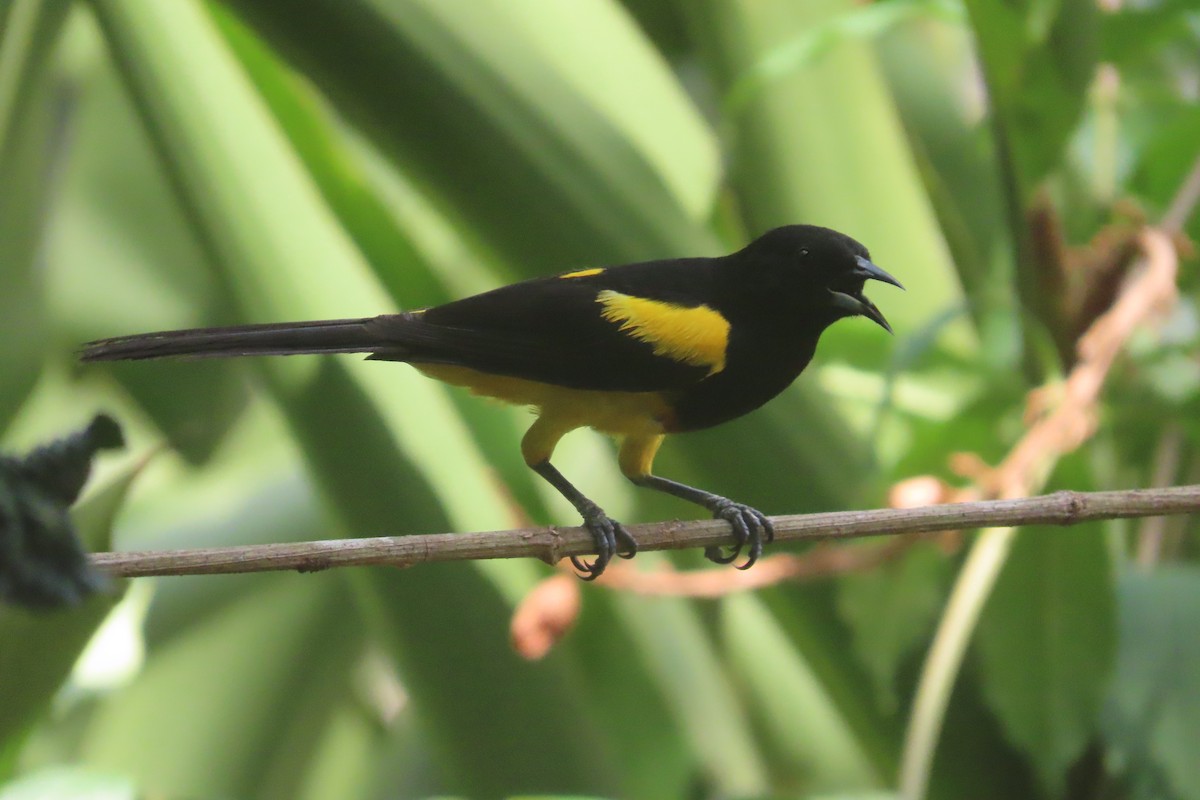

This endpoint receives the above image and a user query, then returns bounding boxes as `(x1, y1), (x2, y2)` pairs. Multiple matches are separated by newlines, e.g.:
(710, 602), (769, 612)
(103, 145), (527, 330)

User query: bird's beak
(830, 290), (893, 334)
(854, 256), (904, 290)
(828, 257), (903, 334)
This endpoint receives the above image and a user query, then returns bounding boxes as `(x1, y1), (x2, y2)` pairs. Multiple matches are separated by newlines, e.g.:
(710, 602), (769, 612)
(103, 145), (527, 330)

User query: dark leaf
(1103, 568), (1200, 800)
(0, 415), (124, 610)
(975, 525), (1116, 796)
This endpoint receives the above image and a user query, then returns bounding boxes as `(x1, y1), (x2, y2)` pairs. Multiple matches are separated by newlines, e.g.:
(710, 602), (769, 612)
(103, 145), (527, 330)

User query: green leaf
(760, 585), (904, 788)
(563, 592), (693, 799)
(1103, 568), (1200, 800)
(0, 0), (69, 430)
(690, 0), (959, 333)
(499, 0), (721, 221)
(82, 575), (361, 798)
(1130, 105), (1200, 229)
(356, 565), (622, 797)
(221, 0), (716, 272)
(974, 526), (1116, 796)
(837, 543), (948, 713)
(1100, 0), (1200, 67)
(83, 0), (516, 533)
(84, 3), (617, 794)
(0, 767), (138, 800)
(875, 18), (1013, 334)
(204, 2), (554, 520)
(966, 0), (1099, 195)
(724, 0), (963, 117)
(964, 0), (1100, 377)
(205, 2), (452, 311)
(723, 593), (878, 793)
(51, 52), (249, 463)
(612, 588), (771, 796)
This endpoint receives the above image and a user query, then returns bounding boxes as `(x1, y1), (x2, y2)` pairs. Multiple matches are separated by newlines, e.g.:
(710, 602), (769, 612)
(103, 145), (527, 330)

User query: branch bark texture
(90, 484), (1200, 578)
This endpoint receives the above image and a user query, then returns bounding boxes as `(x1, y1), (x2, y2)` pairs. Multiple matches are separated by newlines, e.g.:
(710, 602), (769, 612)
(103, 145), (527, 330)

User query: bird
(81, 225), (902, 579)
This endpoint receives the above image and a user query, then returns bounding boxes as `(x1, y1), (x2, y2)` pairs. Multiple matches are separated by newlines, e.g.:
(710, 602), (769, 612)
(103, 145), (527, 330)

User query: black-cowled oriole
(81, 225), (901, 578)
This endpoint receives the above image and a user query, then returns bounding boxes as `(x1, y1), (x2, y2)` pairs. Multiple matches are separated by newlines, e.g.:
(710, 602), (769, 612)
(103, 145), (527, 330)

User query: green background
(1, 0), (1198, 797)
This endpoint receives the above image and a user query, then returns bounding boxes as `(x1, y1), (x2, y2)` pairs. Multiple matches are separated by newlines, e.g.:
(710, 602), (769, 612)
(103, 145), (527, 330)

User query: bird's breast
(665, 329), (818, 432)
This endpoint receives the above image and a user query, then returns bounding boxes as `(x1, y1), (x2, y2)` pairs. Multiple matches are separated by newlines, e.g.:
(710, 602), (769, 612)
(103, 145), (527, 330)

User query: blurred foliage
(0, 0), (1198, 798)
(0, 413), (121, 610)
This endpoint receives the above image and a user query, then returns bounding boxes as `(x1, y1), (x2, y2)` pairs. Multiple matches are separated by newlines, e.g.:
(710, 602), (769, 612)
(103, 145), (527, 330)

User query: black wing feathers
(80, 318), (385, 361)
(394, 258), (721, 391)
(81, 257), (724, 393)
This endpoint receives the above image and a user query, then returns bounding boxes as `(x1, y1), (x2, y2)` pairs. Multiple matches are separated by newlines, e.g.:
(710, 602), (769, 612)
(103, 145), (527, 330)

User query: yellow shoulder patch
(559, 268), (604, 279)
(596, 290), (729, 375)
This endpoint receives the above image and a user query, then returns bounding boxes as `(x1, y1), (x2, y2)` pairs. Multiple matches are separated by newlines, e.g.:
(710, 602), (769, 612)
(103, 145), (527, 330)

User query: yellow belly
(414, 362), (671, 437)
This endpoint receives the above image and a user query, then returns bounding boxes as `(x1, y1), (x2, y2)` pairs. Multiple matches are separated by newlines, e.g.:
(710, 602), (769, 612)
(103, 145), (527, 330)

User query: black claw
(704, 545), (741, 564)
(737, 538), (762, 570)
(571, 508), (636, 580)
(570, 554), (596, 576)
(615, 524), (638, 559)
(762, 515), (776, 545)
(705, 500), (772, 570)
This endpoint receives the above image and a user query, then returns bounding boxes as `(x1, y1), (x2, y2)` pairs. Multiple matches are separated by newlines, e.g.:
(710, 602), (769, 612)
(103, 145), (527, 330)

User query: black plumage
(81, 225), (902, 578)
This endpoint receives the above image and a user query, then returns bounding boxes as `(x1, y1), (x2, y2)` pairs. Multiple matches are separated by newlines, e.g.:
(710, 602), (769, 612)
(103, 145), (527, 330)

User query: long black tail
(80, 316), (405, 362)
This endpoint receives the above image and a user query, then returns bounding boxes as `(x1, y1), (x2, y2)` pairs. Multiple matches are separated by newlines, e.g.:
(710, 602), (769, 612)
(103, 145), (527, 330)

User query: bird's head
(730, 225), (904, 333)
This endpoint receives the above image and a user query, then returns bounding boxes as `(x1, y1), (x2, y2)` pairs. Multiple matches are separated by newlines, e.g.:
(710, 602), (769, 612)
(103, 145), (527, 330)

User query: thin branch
(593, 474), (970, 596)
(89, 484), (1200, 578)
(975, 223), (1179, 500)
(899, 154), (1200, 800)
(1136, 421), (1184, 569)
(1162, 152), (1200, 236)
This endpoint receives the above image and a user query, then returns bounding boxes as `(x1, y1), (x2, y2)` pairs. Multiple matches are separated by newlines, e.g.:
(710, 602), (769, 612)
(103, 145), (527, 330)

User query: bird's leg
(619, 432), (773, 569)
(529, 461), (637, 579)
(630, 475), (774, 568)
(523, 416), (634, 580)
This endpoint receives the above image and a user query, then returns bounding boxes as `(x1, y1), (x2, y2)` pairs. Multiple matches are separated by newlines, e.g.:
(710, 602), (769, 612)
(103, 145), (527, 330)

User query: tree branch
(90, 484), (1200, 578)
(898, 152), (1200, 800)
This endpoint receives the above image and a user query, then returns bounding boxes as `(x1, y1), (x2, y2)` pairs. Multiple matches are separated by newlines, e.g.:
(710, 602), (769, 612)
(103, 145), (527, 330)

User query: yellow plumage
(595, 290), (729, 376)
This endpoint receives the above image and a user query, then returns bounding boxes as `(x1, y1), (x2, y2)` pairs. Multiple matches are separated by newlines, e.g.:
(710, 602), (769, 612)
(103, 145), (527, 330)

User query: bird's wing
(369, 263), (731, 392)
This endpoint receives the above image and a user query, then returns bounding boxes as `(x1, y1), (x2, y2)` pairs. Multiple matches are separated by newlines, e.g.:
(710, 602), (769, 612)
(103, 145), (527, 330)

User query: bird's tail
(80, 317), (396, 362)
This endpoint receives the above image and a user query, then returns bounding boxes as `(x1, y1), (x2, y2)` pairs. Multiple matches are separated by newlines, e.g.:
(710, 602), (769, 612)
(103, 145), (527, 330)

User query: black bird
(81, 225), (902, 578)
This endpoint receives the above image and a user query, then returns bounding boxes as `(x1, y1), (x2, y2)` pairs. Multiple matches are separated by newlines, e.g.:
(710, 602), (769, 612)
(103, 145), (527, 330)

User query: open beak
(853, 255), (904, 290)
(829, 257), (904, 334)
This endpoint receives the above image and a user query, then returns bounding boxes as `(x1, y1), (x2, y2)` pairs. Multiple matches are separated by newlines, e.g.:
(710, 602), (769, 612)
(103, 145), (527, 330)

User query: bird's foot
(570, 504), (638, 580)
(703, 499), (774, 570)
